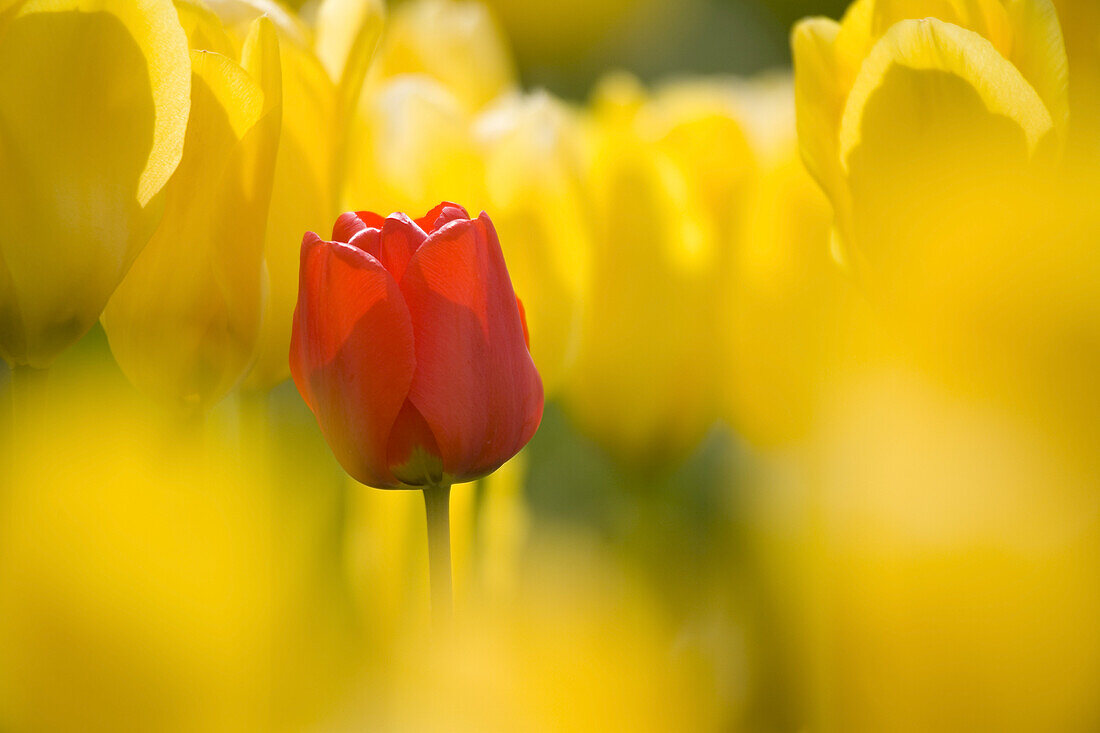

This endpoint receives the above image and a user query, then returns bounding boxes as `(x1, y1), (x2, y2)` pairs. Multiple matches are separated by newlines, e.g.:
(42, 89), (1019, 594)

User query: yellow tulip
(562, 74), (725, 466)
(792, 0), (1068, 309)
(102, 14), (281, 407)
(473, 91), (590, 392)
(0, 0), (190, 368)
(714, 77), (853, 448)
(207, 0), (383, 391)
(365, 0), (516, 113)
(343, 74), (485, 215)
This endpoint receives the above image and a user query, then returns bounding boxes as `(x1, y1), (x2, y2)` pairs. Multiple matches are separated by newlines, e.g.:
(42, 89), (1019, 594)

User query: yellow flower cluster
(0, 0), (845, 461)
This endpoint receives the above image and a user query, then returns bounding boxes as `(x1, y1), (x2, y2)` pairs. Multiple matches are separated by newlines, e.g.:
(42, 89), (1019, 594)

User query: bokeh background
(3, 0), (1100, 730)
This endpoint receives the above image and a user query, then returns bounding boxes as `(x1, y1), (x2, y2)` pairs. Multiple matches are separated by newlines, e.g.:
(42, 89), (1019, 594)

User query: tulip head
(290, 204), (543, 489)
(102, 14), (282, 407)
(0, 0), (190, 367)
(793, 0), (1069, 303)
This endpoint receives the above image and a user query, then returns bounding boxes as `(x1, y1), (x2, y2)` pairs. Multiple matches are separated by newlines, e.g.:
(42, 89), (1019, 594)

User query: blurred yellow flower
(563, 74), (727, 466)
(365, 0), (516, 112)
(344, 74), (484, 215)
(103, 13), (281, 407)
(221, 0), (384, 391)
(718, 77), (852, 448)
(764, 371), (1100, 732)
(474, 91), (590, 391)
(793, 0), (1068, 307)
(0, 0), (190, 368)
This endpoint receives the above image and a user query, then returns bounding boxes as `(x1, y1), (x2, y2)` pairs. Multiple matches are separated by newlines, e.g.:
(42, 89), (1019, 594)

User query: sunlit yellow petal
(839, 18), (1054, 301)
(367, 0), (515, 112)
(103, 17), (282, 406)
(475, 92), (589, 392)
(0, 0), (190, 367)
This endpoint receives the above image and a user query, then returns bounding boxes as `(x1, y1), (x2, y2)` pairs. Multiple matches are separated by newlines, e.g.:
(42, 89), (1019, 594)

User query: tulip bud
(290, 204), (543, 489)
(102, 15), (282, 407)
(0, 0), (190, 368)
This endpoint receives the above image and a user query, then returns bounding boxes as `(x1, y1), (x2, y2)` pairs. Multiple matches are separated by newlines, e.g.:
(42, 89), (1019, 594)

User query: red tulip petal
(379, 213), (428, 284)
(386, 398), (443, 485)
(415, 201), (469, 233)
(399, 213), (544, 481)
(332, 210), (384, 242)
(347, 227), (382, 259)
(290, 232), (416, 488)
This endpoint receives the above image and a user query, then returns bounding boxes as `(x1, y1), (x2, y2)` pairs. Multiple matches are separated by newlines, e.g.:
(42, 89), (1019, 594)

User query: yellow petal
(174, 0), (238, 57)
(367, 0), (516, 112)
(244, 36), (340, 390)
(839, 18), (1054, 300)
(0, 0), (190, 367)
(313, 0), (384, 86)
(563, 84), (722, 465)
(103, 19), (282, 406)
(343, 75), (483, 214)
(1005, 0), (1069, 138)
(475, 92), (590, 392)
(870, 0), (1013, 54)
(840, 18), (1054, 164)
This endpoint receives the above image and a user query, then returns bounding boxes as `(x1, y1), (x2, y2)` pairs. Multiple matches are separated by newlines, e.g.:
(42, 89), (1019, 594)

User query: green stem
(422, 481), (453, 630)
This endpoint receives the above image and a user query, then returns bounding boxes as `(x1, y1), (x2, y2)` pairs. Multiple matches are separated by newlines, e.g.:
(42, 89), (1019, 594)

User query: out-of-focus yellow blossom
(641, 79), (755, 239)
(343, 74), (485, 215)
(334, 535), (724, 731)
(792, 0), (1069, 310)
(0, 0), (190, 368)
(756, 370), (1100, 732)
(205, 0), (383, 391)
(0, 383), (278, 730)
(102, 15), (282, 407)
(720, 77), (853, 448)
(563, 74), (726, 466)
(474, 91), (590, 391)
(365, 0), (515, 113)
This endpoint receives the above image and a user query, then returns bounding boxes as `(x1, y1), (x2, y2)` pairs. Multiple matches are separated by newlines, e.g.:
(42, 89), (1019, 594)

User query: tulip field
(3, 0), (1100, 730)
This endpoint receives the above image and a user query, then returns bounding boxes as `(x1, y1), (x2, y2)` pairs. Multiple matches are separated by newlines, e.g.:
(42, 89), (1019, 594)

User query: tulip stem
(422, 481), (453, 630)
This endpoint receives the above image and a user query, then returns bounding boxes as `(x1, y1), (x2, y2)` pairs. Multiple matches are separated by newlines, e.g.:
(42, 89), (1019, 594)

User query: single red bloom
(290, 203), (544, 488)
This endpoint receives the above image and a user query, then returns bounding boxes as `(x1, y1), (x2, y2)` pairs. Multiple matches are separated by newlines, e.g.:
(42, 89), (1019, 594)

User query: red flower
(290, 203), (544, 488)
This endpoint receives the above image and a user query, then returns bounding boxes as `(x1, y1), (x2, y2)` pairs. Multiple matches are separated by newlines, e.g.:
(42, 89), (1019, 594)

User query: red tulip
(290, 203), (544, 489)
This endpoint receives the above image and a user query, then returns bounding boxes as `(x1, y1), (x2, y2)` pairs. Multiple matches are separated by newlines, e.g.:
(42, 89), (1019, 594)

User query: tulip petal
(400, 213), (543, 481)
(792, 18), (847, 211)
(839, 18), (1054, 293)
(290, 233), (416, 488)
(102, 20), (282, 405)
(0, 0), (190, 366)
(244, 37), (340, 388)
(332, 210), (384, 242)
(1005, 0), (1069, 139)
(379, 213), (428, 283)
(415, 201), (469, 233)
